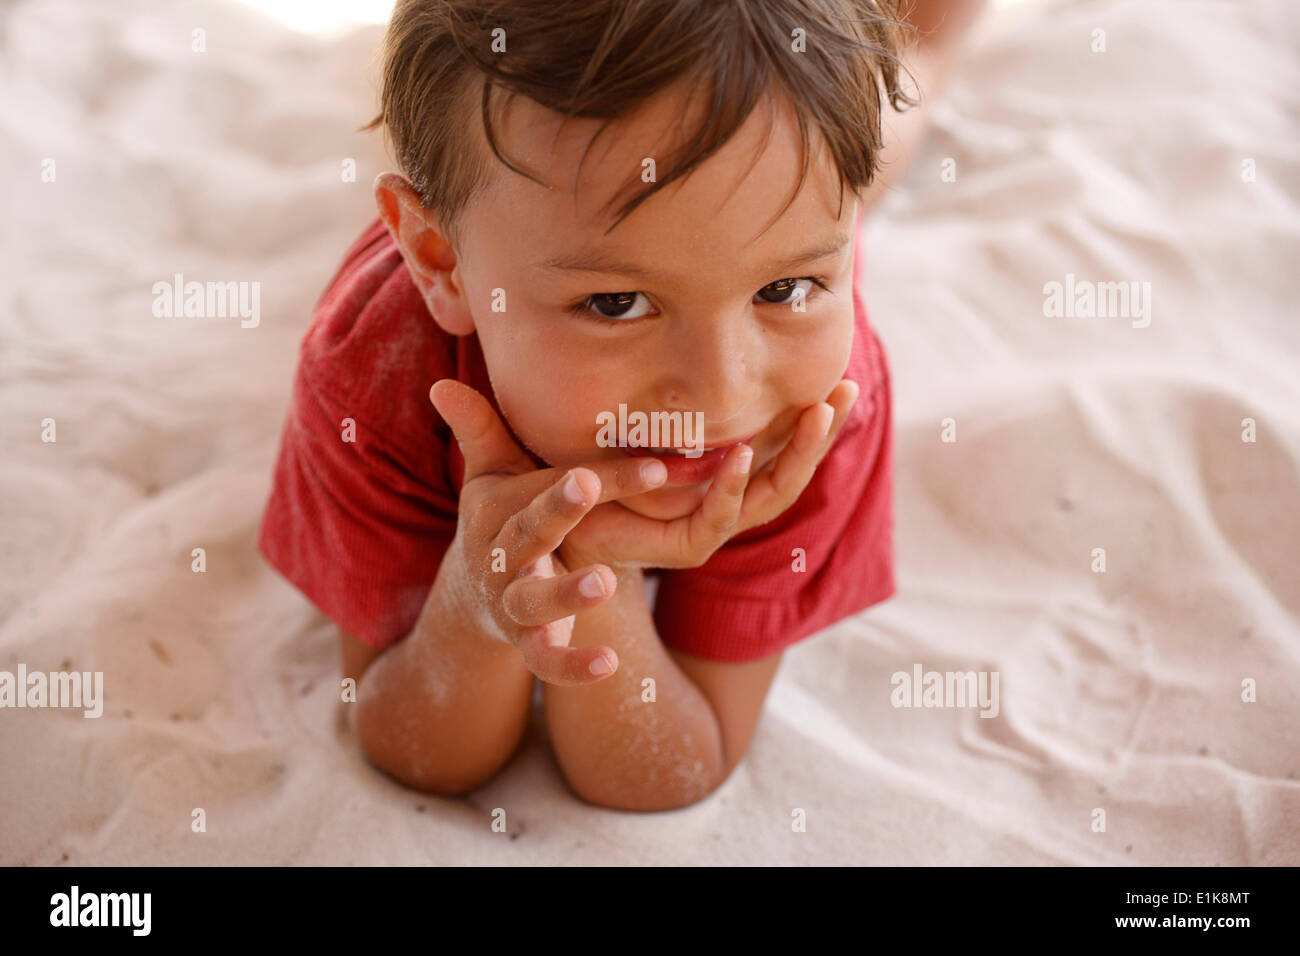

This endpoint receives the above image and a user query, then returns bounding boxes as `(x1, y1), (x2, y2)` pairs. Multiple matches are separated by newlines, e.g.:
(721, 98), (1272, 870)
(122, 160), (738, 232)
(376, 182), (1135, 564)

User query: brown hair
(363, 0), (917, 250)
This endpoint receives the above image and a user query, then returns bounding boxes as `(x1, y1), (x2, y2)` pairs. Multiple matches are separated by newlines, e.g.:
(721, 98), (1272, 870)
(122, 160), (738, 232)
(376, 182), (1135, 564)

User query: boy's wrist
(422, 536), (515, 651)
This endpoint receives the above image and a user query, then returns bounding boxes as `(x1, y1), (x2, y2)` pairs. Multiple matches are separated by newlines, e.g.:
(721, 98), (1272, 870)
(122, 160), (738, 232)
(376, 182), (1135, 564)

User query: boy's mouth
(620, 434), (756, 486)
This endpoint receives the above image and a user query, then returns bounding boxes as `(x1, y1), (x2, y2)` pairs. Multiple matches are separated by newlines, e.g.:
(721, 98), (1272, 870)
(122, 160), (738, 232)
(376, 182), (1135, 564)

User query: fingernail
(562, 472), (585, 504)
(820, 405), (834, 439)
(589, 655), (613, 676)
(736, 447), (754, 474)
(579, 570), (606, 598)
(640, 459), (668, 484)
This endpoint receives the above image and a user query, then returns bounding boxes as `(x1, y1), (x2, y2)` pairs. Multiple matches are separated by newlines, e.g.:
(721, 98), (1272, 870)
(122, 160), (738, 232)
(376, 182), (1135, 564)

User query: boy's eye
(755, 276), (817, 305)
(577, 277), (827, 322)
(586, 291), (653, 320)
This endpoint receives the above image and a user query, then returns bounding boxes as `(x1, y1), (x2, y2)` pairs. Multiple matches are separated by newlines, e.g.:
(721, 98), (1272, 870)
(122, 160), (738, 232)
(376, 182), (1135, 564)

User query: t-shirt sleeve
(651, 341), (896, 663)
(256, 358), (459, 651)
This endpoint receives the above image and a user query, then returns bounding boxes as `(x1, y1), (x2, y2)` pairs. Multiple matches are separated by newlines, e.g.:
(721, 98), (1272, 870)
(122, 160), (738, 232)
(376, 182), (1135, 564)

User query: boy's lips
(620, 433), (758, 486)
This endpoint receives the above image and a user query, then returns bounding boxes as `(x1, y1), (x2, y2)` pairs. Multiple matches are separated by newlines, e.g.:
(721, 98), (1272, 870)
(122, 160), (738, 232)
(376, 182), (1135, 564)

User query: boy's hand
(559, 379), (860, 572)
(429, 380), (668, 686)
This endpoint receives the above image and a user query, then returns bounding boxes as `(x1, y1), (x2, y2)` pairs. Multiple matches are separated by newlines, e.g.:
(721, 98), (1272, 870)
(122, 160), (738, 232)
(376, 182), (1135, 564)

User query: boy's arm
(540, 387), (862, 812)
(542, 565), (782, 813)
(339, 563), (540, 796)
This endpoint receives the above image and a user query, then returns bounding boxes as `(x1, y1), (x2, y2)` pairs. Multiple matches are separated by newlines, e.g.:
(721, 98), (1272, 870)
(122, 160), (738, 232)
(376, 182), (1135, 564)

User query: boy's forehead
(480, 85), (849, 271)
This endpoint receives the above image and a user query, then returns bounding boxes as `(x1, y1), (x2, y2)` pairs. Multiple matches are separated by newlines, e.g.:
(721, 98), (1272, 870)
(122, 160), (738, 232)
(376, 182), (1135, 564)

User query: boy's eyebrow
(539, 232), (853, 281)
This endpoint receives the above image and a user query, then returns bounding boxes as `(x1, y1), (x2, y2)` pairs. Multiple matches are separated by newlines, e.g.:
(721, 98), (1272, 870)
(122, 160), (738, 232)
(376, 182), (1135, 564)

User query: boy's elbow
(353, 694), (500, 797)
(563, 746), (731, 813)
(357, 726), (496, 797)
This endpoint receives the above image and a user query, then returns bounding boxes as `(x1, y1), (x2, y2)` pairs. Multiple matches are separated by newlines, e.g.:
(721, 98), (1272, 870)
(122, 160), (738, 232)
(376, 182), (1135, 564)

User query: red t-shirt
(257, 218), (895, 662)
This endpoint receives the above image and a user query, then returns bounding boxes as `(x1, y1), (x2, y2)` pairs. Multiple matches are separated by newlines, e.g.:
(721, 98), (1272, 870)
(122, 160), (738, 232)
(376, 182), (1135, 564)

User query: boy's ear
(373, 172), (475, 336)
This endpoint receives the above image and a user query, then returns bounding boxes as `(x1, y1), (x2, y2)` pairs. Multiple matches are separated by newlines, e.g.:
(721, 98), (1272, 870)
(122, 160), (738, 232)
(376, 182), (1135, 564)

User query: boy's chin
(619, 482), (711, 522)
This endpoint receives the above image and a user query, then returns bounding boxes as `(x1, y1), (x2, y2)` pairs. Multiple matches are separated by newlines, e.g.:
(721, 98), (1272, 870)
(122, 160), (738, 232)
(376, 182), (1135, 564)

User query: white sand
(1, 0), (1297, 864)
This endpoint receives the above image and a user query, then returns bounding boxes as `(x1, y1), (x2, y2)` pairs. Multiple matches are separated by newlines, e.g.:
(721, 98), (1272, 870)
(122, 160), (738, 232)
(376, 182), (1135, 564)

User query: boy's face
(426, 83), (856, 522)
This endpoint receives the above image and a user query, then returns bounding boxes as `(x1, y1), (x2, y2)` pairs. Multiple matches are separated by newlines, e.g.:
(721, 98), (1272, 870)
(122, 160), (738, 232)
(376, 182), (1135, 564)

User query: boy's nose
(656, 319), (759, 428)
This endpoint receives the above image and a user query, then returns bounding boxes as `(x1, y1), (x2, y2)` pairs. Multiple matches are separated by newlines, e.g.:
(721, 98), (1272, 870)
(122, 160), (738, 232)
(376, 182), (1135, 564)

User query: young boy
(258, 0), (981, 812)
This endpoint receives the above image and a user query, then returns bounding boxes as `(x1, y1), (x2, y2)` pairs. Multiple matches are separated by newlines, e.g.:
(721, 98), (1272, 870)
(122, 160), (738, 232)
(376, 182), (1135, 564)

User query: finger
(502, 563), (617, 627)
(429, 379), (534, 481)
(497, 454), (669, 515)
(517, 627), (619, 686)
(739, 382), (858, 528)
(745, 403), (829, 515)
(479, 455), (671, 566)
(681, 443), (752, 555)
(493, 467), (602, 575)
(819, 379), (860, 456)
(586, 455), (670, 504)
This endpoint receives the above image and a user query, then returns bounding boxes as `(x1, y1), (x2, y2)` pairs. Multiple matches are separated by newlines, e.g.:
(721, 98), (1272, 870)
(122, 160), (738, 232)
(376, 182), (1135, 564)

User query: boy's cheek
(509, 413), (620, 471)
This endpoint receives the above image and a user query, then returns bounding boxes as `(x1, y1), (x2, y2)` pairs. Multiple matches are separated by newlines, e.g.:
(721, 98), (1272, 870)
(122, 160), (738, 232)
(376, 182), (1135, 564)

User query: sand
(1, 0), (1297, 864)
